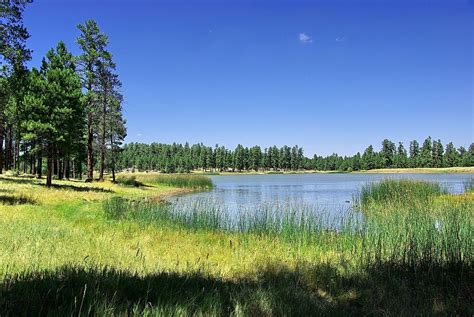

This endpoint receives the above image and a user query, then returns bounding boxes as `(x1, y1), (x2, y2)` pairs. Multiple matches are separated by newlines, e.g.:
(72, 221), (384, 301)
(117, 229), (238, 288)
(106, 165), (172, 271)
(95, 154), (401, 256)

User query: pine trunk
(110, 135), (116, 183)
(98, 91), (107, 182)
(46, 144), (53, 187)
(0, 122), (3, 174)
(87, 113), (94, 182)
(37, 155), (42, 178)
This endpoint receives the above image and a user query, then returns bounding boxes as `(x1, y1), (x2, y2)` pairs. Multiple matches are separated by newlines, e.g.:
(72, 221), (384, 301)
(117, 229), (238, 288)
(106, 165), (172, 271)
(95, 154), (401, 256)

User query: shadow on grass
(0, 262), (471, 316)
(0, 194), (37, 205)
(40, 183), (113, 193)
(0, 176), (113, 193)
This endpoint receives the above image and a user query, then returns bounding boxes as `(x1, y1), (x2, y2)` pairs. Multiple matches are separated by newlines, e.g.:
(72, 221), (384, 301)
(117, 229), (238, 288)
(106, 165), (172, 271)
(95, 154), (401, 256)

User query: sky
(22, 0), (473, 156)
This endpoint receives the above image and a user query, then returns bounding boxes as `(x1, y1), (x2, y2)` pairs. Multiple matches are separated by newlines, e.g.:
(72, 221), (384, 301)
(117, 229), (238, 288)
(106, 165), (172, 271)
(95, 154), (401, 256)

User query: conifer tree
(444, 142), (459, 167)
(0, 0), (31, 173)
(22, 42), (83, 187)
(409, 140), (420, 168)
(76, 20), (110, 182)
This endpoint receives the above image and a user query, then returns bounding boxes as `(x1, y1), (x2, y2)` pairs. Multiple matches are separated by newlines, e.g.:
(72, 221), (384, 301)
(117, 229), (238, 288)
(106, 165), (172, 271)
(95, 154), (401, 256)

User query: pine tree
(409, 140), (420, 167)
(0, 0), (31, 173)
(444, 142), (459, 167)
(420, 137), (433, 167)
(395, 142), (407, 168)
(76, 19), (110, 182)
(362, 145), (376, 170)
(431, 139), (444, 168)
(95, 48), (122, 181)
(381, 139), (395, 168)
(108, 96), (126, 182)
(22, 42), (83, 187)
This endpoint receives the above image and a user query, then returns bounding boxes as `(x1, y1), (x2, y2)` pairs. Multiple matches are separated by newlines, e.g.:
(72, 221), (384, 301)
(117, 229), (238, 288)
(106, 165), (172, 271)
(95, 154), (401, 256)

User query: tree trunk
(30, 154), (35, 175)
(87, 112), (94, 182)
(0, 122), (3, 174)
(78, 160), (82, 180)
(5, 127), (12, 170)
(14, 139), (20, 170)
(58, 159), (63, 180)
(46, 144), (53, 187)
(23, 149), (27, 173)
(110, 135), (116, 183)
(64, 158), (70, 180)
(37, 155), (42, 179)
(53, 158), (58, 177)
(71, 159), (75, 179)
(98, 92), (107, 182)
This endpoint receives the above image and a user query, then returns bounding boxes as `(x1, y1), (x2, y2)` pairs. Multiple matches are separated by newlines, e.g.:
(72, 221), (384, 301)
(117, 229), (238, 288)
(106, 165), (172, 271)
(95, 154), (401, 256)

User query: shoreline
(190, 166), (474, 176)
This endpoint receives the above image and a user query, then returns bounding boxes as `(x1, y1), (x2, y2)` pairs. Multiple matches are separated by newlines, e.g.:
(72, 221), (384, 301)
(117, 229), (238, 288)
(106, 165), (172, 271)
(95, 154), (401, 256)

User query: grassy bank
(190, 166), (474, 175)
(116, 172), (213, 189)
(355, 166), (474, 174)
(0, 175), (472, 315)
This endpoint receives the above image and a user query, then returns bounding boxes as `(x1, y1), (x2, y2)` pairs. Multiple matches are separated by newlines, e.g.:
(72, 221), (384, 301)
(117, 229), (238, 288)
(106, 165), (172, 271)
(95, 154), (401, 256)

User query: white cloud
(299, 33), (313, 44)
(137, 133), (143, 137)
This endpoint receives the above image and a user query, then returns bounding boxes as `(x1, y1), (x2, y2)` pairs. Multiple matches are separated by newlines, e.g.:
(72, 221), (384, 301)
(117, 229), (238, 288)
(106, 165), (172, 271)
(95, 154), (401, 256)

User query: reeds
(357, 178), (446, 207)
(116, 173), (213, 189)
(103, 178), (473, 271)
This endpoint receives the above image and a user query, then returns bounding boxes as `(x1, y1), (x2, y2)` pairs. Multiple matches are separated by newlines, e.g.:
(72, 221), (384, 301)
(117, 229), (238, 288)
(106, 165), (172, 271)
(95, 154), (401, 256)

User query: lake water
(171, 173), (473, 223)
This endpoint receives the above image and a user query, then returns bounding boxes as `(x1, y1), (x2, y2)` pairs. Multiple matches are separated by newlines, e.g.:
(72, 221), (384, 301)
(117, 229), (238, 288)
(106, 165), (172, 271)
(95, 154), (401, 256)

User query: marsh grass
(464, 178), (474, 193)
(103, 194), (472, 271)
(357, 178), (446, 207)
(1, 175), (473, 315)
(115, 174), (143, 187)
(116, 173), (213, 189)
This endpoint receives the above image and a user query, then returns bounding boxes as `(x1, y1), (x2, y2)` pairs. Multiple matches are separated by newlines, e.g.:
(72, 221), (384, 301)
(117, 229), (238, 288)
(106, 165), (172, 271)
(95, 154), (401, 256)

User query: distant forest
(117, 138), (474, 173)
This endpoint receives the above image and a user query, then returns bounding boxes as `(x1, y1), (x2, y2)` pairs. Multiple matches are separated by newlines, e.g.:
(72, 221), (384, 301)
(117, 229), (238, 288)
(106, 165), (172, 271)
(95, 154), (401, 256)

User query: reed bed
(104, 178), (473, 272)
(116, 173), (213, 189)
(357, 178), (446, 207)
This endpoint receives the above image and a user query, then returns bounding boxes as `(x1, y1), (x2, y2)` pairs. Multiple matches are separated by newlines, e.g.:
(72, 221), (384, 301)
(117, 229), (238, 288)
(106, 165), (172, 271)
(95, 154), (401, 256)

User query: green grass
(117, 172), (213, 189)
(115, 174), (143, 187)
(0, 175), (472, 315)
(464, 178), (474, 193)
(358, 178), (446, 207)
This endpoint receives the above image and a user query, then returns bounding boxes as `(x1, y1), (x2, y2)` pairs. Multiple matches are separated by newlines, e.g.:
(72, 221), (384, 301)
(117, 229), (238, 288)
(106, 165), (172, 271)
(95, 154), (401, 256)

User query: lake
(170, 173), (473, 225)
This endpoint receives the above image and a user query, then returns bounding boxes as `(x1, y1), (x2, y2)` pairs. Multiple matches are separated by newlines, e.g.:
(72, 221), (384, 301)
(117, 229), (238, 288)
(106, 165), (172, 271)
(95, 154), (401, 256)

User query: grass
(358, 178), (446, 207)
(117, 172), (213, 189)
(356, 166), (474, 174)
(0, 174), (472, 315)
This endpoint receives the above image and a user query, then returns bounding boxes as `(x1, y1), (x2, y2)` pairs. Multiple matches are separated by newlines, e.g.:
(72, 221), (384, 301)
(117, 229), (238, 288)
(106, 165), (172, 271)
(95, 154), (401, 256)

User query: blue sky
(23, 0), (473, 156)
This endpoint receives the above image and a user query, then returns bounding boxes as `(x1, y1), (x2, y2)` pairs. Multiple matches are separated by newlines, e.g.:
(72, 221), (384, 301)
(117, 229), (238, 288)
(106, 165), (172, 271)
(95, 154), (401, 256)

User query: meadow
(0, 173), (472, 315)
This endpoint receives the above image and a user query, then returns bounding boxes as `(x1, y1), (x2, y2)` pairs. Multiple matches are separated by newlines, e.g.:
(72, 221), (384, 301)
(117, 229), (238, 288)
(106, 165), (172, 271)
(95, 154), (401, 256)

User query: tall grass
(103, 197), (225, 231)
(103, 179), (473, 270)
(464, 178), (474, 193)
(357, 178), (446, 207)
(2, 175), (473, 315)
(115, 174), (142, 187)
(116, 173), (213, 189)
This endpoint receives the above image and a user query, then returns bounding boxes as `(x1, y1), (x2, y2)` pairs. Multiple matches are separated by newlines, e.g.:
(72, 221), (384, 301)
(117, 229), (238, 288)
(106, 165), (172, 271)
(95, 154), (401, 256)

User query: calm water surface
(171, 173), (473, 221)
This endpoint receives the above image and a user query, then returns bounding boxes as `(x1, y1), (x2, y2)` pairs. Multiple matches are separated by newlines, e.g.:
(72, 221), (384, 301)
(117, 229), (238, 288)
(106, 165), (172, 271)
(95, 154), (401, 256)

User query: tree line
(0, 1), (126, 186)
(117, 137), (474, 173)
